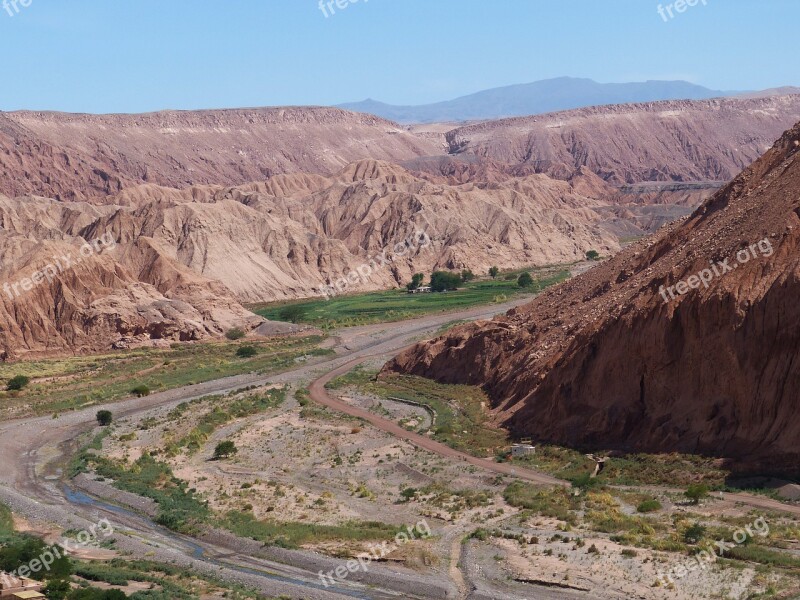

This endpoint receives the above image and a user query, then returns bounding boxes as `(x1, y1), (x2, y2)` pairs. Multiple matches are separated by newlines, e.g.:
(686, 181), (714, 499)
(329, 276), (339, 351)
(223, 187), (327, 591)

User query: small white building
(409, 286), (432, 294)
(511, 443), (536, 458)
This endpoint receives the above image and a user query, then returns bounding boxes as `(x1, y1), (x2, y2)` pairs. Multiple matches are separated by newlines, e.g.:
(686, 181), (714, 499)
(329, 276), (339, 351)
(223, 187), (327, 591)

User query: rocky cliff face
(0, 197), (262, 358)
(385, 122), (800, 476)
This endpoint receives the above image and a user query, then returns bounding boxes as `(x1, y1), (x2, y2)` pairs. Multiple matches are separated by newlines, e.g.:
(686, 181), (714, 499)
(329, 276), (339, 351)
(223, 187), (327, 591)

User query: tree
(461, 269), (475, 283)
(517, 272), (534, 288)
(236, 346), (258, 358)
(406, 273), (425, 291)
(225, 328), (245, 340)
(214, 441), (238, 460)
(0, 537), (71, 580)
(488, 266), (500, 279)
(96, 410), (113, 426)
(44, 579), (71, 600)
(685, 483), (709, 505)
(278, 305), (307, 324)
(683, 522), (706, 544)
(6, 375), (30, 391)
(430, 271), (461, 292)
(586, 250), (600, 261)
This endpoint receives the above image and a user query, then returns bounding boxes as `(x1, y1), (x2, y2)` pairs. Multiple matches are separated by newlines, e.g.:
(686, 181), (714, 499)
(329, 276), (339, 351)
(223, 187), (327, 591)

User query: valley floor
(0, 273), (798, 600)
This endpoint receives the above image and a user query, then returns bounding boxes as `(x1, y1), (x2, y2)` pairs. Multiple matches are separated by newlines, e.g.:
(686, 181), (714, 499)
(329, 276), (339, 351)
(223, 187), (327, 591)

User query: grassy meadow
(250, 265), (572, 329)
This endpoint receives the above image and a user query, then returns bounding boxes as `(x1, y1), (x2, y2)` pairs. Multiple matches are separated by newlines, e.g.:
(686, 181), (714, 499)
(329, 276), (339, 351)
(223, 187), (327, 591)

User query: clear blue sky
(1, 0), (797, 114)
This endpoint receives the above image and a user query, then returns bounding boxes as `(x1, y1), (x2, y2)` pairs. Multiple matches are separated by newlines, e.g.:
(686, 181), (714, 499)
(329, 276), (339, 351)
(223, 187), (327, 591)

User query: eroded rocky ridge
(445, 95), (800, 185)
(385, 122), (800, 475)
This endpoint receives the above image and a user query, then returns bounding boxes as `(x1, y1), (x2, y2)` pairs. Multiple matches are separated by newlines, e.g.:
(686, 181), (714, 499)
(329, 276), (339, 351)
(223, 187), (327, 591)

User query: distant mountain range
(337, 77), (799, 123)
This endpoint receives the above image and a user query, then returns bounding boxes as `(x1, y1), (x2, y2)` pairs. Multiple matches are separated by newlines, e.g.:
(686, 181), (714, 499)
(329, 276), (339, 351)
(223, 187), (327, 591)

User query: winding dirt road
(309, 358), (565, 487)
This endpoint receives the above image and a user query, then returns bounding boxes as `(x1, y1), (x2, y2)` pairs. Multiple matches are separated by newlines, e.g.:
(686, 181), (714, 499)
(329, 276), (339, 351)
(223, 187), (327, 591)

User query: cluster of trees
(407, 266), (538, 291)
(407, 271), (464, 292)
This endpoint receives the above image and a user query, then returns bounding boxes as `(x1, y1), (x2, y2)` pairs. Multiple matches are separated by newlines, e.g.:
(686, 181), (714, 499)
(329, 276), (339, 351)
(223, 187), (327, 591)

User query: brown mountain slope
(445, 95), (800, 185)
(385, 122), (800, 476)
(0, 160), (621, 357)
(0, 108), (439, 201)
(0, 197), (262, 358)
(65, 160), (621, 303)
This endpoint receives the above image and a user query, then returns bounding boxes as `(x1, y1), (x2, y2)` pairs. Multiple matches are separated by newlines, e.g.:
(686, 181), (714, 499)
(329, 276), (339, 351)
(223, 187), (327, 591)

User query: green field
(250, 265), (572, 329)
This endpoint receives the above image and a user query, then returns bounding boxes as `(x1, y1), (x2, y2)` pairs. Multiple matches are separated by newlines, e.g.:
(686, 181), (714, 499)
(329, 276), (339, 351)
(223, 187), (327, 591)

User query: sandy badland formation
(2, 95), (800, 358)
(386, 121), (800, 475)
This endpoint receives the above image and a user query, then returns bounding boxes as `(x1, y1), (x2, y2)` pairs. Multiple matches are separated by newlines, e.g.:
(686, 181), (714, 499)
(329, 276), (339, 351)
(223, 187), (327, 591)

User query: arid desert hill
(445, 94), (800, 185)
(3, 94), (800, 205)
(385, 121), (800, 476)
(0, 107), (440, 201)
(0, 159), (622, 358)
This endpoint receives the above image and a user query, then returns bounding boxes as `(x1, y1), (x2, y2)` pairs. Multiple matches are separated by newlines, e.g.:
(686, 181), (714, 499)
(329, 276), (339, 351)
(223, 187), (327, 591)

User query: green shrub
(636, 499), (662, 513)
(517, 272), (534, 288)
(685, 483), (709, 504)
(213, 441), (238, 460)
(96, 410), (113, 426)
(236, 346), (258, 358)
(0, 536), (71, 580)
(225, 328), (245, 340)
(684, 522), (706, 544)
(6, 375), (30, 391)
(488, 266), (499, 279)
(569, 472), (600, 492)
(406, 273), (425, 291)
(277, 305), (308, 324)
(43, 579), (71, 600)
(430, 271), (461, 292)
(503, 483), (578, 525)
(586, 250), (600, 260)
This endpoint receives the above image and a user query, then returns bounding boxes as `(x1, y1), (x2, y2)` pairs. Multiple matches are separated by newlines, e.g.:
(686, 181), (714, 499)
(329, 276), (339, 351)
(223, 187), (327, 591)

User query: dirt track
(309, 358), (565, 487)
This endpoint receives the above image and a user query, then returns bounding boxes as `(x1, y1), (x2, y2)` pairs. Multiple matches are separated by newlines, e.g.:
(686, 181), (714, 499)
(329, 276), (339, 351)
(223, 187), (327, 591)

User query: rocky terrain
(0, 196), (263, 358)
(0, 107), (440, 201)
(385, 121), (800, 476)
(0, 159), (624, 357)
(445, 95), (800, 184)
(4, 96), (800, 359)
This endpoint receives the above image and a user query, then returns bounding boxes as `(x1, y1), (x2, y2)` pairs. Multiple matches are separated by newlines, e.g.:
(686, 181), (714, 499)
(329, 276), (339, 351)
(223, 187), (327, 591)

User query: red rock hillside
(385, 122), (800, 476)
